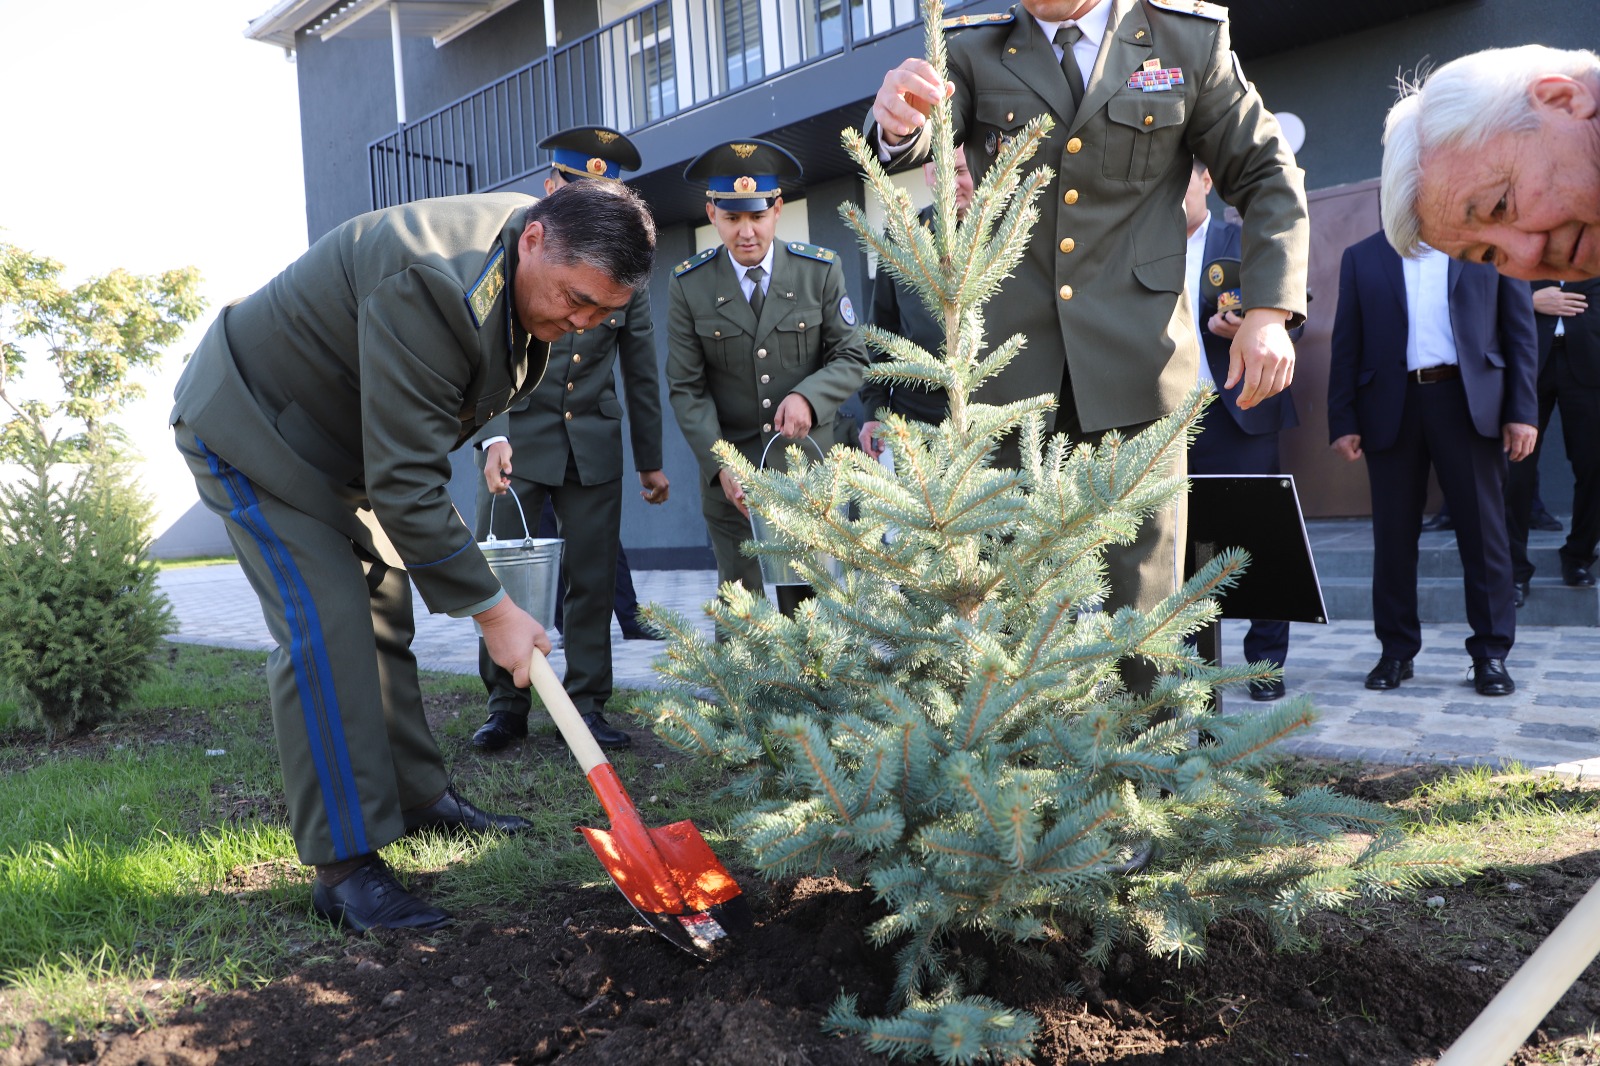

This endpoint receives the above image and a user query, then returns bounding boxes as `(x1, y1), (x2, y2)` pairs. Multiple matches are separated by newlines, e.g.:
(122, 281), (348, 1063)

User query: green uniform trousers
(178, 425), (449, 866)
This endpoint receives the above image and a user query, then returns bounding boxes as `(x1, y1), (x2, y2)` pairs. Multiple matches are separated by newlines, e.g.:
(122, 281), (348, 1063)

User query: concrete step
(1319, 575), (1600, 626)
(1311, 531), (1576, 580)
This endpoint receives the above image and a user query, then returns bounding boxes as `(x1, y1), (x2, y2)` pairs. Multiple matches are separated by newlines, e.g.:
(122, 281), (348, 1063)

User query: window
(629, 3), (677, 123)
(723, 0), (762, 89)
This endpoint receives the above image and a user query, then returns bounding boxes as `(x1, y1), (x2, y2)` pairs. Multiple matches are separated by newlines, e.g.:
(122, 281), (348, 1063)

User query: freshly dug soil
(6, 700), (1600, 1064)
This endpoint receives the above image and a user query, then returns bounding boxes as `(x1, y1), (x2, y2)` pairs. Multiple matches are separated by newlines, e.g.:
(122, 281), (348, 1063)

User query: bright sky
(0, 0), (307, 532)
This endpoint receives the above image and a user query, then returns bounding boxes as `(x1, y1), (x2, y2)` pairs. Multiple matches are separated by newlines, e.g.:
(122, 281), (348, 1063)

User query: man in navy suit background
(1328, 231), (1537, 695)
(1183, 162), (1300, 701)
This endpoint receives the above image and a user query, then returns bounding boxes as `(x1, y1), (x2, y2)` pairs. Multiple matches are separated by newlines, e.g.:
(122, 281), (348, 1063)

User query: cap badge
(1207, 263), (1225, 287)
(734, 175), (758, 194)
(586, 157), (608, 175)
(595, 130), (618, 144)
(731, 143), (758, 159)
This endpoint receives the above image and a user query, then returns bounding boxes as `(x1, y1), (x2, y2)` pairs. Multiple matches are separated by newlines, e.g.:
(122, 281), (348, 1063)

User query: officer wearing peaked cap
(473, 126), (668, 754)
(667, 139), (868, 597)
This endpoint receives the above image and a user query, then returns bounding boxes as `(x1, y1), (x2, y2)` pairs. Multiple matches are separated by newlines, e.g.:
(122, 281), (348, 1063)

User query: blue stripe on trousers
(197, 437), (370, 860)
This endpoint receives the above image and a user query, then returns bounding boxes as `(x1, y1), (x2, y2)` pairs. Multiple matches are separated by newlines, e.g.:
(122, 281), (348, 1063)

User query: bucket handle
(758, 432), (824, 473)
(484, 490), (536, 548)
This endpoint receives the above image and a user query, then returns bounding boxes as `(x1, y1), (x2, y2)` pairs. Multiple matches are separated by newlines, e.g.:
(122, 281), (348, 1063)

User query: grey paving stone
(1441, 702), (1516, 719)
(1519, 722), (1600, 743)
(1533, 694), (1600, 710)
(1349, 710), (1419, 727)
(1413, 734), (1500, 756)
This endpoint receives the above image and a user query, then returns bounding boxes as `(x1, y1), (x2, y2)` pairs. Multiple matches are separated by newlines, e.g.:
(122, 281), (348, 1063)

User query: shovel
(526, 651), (753, 957)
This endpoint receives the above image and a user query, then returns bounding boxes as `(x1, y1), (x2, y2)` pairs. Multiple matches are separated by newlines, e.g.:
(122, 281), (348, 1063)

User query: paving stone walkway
(158, 559), (1600, 781)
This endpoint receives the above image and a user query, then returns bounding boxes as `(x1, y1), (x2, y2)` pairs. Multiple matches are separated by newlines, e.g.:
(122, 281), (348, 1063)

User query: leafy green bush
(635, 8), (1473, 1063)
(0, 431), (173, 740)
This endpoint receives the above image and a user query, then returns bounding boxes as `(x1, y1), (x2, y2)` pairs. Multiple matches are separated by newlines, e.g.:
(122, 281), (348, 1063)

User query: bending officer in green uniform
(666, 140), (869, 597)
(472, 126), (669, 754)
(172, 180), (656, 931)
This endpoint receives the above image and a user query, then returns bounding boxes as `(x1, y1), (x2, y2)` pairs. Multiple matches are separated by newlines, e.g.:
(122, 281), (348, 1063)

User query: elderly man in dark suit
(1328, 231), (1537, 696)
(1183, 161), (1300, 701)
(1507, 279), (1600, 601)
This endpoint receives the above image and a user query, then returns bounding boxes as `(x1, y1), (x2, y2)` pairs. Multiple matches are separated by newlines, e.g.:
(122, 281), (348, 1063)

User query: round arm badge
(840, 295), (856, 326)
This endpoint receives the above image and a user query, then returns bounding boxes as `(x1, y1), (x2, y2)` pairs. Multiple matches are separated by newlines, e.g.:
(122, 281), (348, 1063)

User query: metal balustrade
(368, 0), (970, 209)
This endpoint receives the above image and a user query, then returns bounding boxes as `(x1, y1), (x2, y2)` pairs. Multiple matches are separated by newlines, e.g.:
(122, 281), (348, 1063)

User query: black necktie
(746, 265), (766, 318)
(1054, 25), (1086, 117)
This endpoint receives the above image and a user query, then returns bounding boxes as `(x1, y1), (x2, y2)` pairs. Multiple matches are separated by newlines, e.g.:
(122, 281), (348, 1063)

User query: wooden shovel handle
(527, 651), (608, 774)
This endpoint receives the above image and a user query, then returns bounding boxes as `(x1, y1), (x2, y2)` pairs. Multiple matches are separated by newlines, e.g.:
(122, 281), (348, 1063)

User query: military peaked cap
(684, 139), (802, 212)
(538, 125), (642, 181)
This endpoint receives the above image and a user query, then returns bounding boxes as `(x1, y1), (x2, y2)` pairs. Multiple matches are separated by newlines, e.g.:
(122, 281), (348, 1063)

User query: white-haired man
(1381, 44), (1600, 281)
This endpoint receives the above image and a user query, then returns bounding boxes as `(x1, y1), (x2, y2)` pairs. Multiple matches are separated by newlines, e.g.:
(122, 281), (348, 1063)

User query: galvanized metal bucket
(748, 434), (843, 588)
(478, 491), (563, 626)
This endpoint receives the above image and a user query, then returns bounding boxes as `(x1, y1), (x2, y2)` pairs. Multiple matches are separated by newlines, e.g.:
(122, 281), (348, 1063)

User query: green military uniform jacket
(171, 192), (547, 616)
(867, 0), (1309, 435)
(667, 241), (869, 482)
(476, 285), (663, 483)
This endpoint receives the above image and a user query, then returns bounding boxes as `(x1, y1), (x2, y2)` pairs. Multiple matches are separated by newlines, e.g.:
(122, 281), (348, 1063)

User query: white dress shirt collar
(1033, 0), (1113, 63)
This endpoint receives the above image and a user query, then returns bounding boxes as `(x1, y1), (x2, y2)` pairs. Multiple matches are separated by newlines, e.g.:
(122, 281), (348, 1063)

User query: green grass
(155, 555), (237, 570)
(0, 643), (745, 1042)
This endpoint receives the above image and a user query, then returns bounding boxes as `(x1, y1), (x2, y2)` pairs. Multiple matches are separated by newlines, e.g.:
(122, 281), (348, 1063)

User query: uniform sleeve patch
(786, 241), (839, 263)
(466, 246), (506, 328)
(1146, 0), (1228, 22)
(673, 246), (719, 277)
(839, 295), (857, 326)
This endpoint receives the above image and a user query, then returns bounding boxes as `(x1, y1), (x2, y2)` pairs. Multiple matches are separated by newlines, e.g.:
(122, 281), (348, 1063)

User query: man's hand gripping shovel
(526, 651), (753, 957)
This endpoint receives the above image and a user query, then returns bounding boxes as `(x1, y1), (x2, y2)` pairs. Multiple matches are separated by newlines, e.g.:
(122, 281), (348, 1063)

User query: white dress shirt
(738, 242), (776, 303)
(1402, 246), (1457, 373)
(1032, 0), (1112, 95)
(1185, 212), (1216, 389)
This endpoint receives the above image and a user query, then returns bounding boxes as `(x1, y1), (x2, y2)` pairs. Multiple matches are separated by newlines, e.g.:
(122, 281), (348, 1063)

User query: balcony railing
(368, 0), (981, 209)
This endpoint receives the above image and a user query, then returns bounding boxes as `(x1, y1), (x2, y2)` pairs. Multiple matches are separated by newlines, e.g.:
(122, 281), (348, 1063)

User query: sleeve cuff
(450, 589), (505, 619)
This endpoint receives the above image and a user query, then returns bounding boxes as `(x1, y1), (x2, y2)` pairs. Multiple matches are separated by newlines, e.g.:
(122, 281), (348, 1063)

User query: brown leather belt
(1410, 364), (1461, 384)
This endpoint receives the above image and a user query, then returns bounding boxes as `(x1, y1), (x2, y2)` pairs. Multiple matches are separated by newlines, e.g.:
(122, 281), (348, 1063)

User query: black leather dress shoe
(1532, 509), (1564, 532)
(1563, 563), (1597, 588)
(471, 711), (528, 752)
(1471, 657), (1515, 696)
(312, 858), (451, 932)
(1249, 678), (1287, 702)
(1513, 580), (1530, 608)
(1420, 513), (1453, 532)
(1364, 657), (1414, 690)
(618, 614), (660, 640)
(403, 786), (532, 835)
(582, 710), (631, 749)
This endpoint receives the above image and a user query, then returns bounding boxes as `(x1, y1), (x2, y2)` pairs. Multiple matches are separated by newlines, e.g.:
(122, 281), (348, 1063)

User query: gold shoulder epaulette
(1146, 0), (1228, 22)
(786, 241), (838, 264)
(672, 246), (719, 277)
(466, 246), (506, 328)
(942, 11), (1014, 28)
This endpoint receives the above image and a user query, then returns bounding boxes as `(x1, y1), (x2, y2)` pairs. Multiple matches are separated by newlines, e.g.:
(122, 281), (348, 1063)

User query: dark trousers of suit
(701, 477), (765, 597)
(1508, 337), (1600, 580)
(1365, 378), (1515, 661)
(1187, 405), (1291, 668)
(179, 426), (448, 866)
(475, 455), (622, 719)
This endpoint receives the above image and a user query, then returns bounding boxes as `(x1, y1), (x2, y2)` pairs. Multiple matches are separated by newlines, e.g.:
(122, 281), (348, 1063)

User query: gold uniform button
(564, 411), (573, 420)
(1064, 189), (1079, 205)
(575, 328), (585, 334)
(797, 321), (806, 329)
(1059, 285), (1073, 300)
(572, 353), (581, 363)
(1066, 137), (1082, 154)
(761, 398), (772, 408)
(762, 422), (773, 432)
(1006, 111), (1015, 122)
(566, 382), (574, 391)
(1059, 238), (1076, 253)
(713, 330), (722, 338)
(1143, 115), (1154, 127)
(760, 374), (770, 384)
(757, 347), (768, 359)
